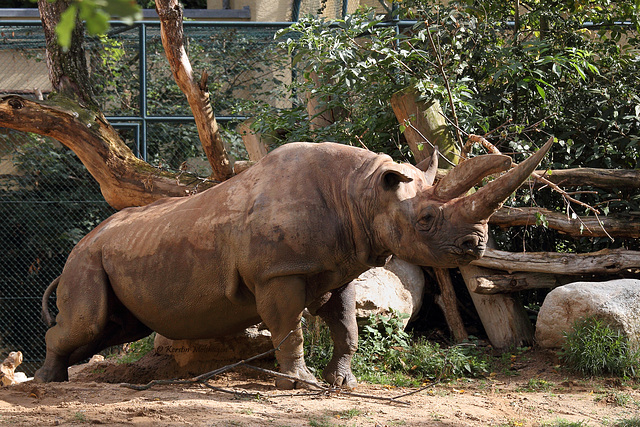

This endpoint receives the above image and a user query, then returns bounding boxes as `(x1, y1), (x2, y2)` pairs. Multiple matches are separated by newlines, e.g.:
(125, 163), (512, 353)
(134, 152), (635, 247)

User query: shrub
(303, 311), (489, 386)
(559, 316), (640, 378)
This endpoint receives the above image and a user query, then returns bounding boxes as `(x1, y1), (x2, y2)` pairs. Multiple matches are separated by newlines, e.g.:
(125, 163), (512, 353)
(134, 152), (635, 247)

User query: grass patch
(559, 316), (640, 378)
(614, 417), (640, 427)
(107, 333), (156, 364)
(303, 311), (489, 387)
(540, 419), (588, 427)
(518, 378), (554, 392)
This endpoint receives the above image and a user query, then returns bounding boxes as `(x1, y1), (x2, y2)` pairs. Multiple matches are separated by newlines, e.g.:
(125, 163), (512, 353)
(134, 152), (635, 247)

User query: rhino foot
(33, 363), (68, 383)
(276, 365), (320, 390)
(323, 362), (357, 390)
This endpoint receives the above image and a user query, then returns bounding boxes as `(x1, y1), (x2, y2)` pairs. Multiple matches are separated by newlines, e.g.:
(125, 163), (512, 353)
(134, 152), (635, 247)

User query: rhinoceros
(35, 138), (553, 388)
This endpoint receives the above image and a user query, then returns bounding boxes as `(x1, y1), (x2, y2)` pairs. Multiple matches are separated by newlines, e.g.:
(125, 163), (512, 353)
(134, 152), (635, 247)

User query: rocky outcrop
(536, 279), (640, 349)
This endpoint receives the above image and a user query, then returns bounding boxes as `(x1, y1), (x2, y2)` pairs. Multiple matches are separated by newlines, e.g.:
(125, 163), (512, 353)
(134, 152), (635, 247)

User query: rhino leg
(35, 265), (150, 383)
(315, 283), (358, 389)
(255, 276), (318, 390)
(34, 267), (110, 382)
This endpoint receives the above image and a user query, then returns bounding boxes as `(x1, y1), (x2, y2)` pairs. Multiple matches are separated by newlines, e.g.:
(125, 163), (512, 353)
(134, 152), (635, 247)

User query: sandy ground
(0, 349), (638, 426)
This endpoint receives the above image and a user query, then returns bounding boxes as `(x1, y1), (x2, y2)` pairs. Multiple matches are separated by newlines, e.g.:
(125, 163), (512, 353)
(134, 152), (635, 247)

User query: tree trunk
(433, 268), (468, 342)
(37, 0), (96, 107)
(390, 88), (458, 165)
(531, 168), (640, 190)
(467, 271), (562, 294)
(155, 0), (233, 181)
(459, 264), (534, 349)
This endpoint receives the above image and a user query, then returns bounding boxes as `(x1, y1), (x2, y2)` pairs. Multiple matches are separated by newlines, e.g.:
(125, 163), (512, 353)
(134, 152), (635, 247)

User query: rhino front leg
(255, 276), (319, 390)
(315, 283), (358, 389)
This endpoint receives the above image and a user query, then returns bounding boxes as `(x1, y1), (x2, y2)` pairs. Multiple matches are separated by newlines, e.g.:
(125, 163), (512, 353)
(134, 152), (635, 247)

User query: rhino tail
(41, 276), (60, 327)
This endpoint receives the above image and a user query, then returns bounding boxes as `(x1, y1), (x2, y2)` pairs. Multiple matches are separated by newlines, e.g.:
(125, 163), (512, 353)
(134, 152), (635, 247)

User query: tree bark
(467, 271), (562, 294)
(490, 207), (640, 238)
(390, 88), (458, 165)
(471, 248), (640, 275)
(459, 264), (534, 349)
(237, 118), (269, 162)
(531, 168), (640, 190)
(155, 0), (233, 181)
(433, 268), (468, 342)
(37, 0), (96, 107)
(0, 95), (212, 209)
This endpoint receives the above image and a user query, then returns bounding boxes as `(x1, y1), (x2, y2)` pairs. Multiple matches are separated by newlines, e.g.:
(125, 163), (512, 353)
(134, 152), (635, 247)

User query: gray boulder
(536, 279), (640, 350)
(352, 256), (426, 327)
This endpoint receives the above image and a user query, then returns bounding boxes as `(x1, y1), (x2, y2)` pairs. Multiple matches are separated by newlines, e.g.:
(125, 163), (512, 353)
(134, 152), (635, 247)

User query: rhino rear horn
(463, 136), (555, 220)
(433, 153), (513, 200)
(415, 146), (439, 186)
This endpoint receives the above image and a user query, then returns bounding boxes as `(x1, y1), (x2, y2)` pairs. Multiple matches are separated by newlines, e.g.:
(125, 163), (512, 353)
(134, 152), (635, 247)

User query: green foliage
(111, 333), (156, 364)
(614, 417), (640, 427)
(304, 312), (489, 386)
(559, 316), (640, 378)
(56, 0), (142, 49)
(540, 420), (588, 427)
(0, 133), (115, 372)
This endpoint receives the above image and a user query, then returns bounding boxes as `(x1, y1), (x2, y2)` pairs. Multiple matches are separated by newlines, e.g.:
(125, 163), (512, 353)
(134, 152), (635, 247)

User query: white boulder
(536, 279), (640, 349)
(352, 256), (426, 327)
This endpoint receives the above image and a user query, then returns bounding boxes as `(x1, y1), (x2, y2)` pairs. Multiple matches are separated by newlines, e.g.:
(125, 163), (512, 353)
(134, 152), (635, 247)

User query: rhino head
(371, 137), (553, 268)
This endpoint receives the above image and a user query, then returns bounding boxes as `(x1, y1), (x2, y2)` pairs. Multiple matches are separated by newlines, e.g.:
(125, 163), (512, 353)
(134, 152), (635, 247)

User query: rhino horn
(463, 136), (555, 220)
(433, 153), (513, 200)
(415, 146), (439, 186)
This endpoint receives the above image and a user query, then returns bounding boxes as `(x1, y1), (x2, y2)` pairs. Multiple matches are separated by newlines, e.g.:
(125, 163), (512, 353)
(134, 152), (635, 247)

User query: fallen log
(490, 207), (640, 238)
(531, 168), (640, 190)
(471, 248), (640, 275)
(469, 271), (562, 294)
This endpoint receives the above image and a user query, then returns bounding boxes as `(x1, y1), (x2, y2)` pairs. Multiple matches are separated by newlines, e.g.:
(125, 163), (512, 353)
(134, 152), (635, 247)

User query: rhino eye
(418, 213), (435, 231)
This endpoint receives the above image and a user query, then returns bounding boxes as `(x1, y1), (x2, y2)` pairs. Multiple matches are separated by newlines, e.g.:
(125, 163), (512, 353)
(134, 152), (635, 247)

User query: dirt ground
(0, 349), (638, 426)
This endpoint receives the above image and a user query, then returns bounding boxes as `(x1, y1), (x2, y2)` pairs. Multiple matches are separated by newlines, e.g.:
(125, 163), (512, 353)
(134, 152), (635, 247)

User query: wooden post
(459, 264), (534, 348)
(433, 268), (468, 342)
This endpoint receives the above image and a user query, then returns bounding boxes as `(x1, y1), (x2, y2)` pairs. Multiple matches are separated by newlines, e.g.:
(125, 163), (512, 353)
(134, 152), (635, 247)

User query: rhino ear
(381, 167), (413, 190)
(415, 146), (439, 186)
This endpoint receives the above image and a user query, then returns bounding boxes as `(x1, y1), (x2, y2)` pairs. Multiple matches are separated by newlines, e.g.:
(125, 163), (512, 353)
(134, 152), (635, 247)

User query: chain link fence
(0, 20), (291, 375)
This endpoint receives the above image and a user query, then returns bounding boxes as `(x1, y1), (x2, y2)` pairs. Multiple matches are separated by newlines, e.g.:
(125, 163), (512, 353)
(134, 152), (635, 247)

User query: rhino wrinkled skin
(35, 140), (552, 389)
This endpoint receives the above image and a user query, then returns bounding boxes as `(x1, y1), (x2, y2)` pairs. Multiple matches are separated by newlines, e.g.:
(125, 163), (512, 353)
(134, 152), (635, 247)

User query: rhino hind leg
(315, 283), (358, 389)
(255, 276), (319, 390)
(34, 267), (150, 383)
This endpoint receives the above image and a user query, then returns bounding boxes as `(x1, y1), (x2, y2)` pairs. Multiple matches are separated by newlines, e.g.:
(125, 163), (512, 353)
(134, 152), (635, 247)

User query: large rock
(536, 279), (640, 349)
(352, 256), (426, 327)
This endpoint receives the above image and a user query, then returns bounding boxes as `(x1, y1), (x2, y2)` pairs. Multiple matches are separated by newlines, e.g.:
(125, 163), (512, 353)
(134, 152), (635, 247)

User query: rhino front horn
(463, 136), (554, 221)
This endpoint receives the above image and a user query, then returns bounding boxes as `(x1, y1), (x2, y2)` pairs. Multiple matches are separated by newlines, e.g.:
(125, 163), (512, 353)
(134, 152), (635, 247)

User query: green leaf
(535, 212), (548, 228)
(535, 84), (546, 100)
(79, 2), (110, 36)
(55, 3), (78, 50)
(103, 0), (142, 24)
